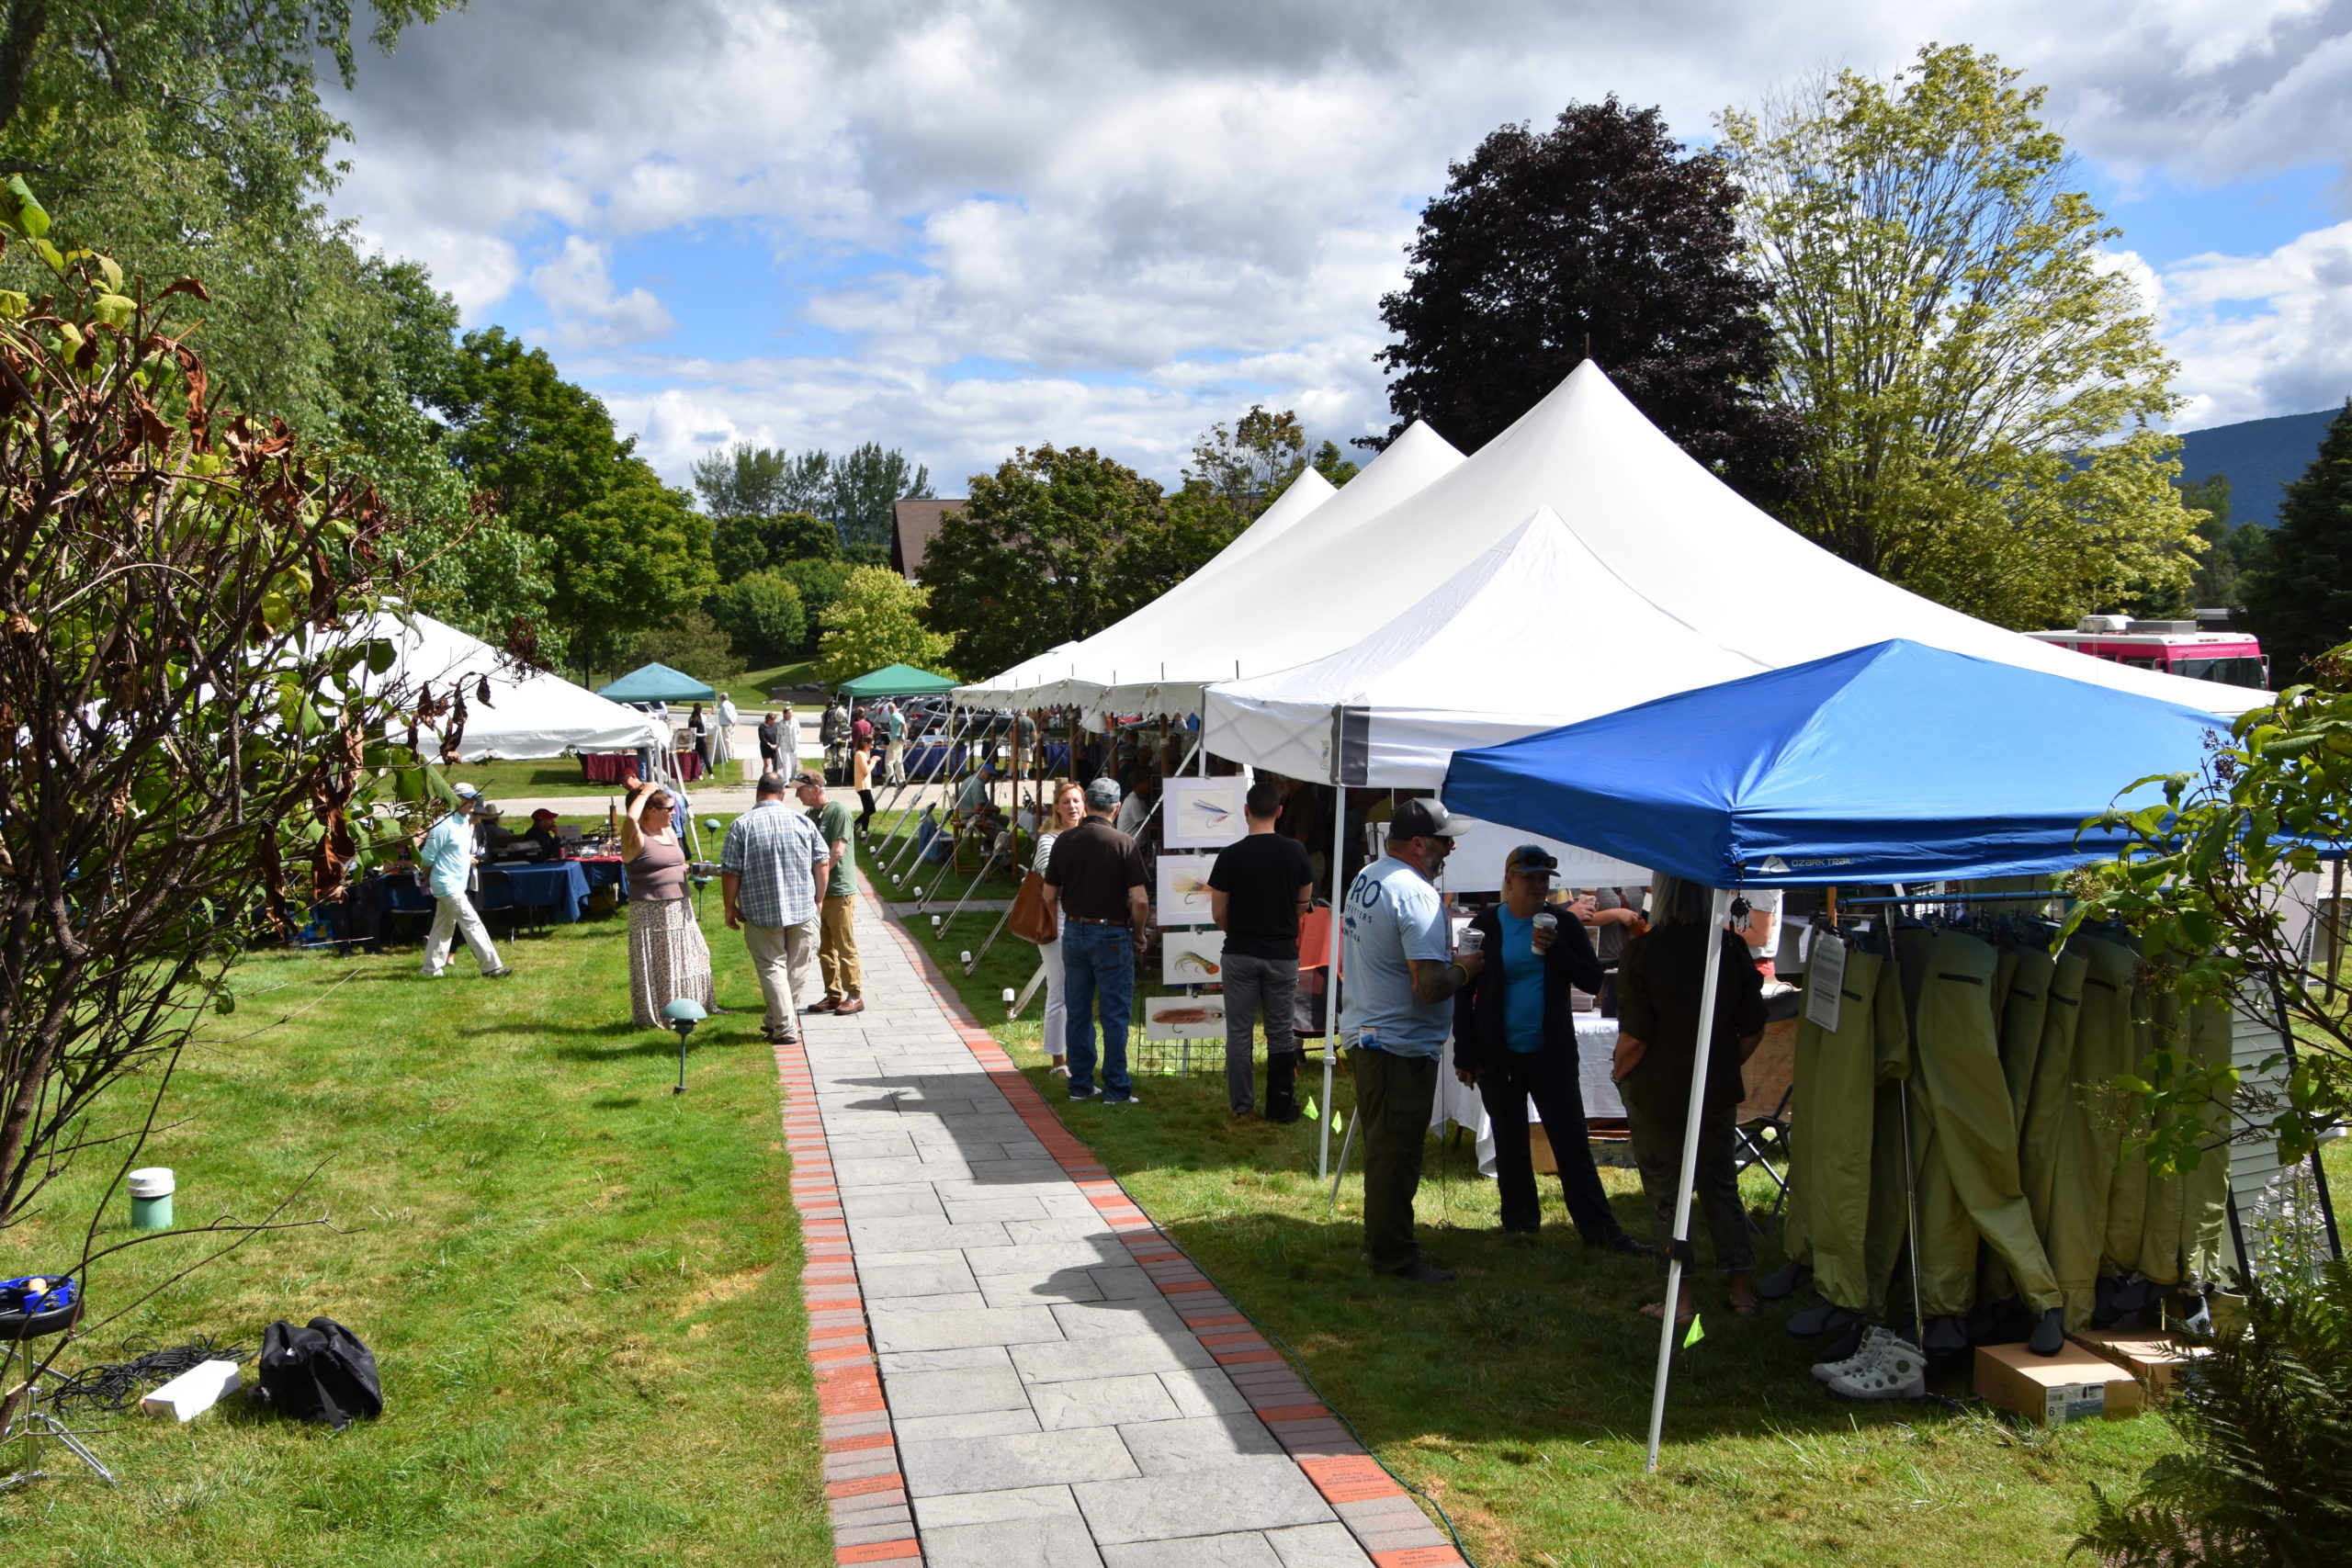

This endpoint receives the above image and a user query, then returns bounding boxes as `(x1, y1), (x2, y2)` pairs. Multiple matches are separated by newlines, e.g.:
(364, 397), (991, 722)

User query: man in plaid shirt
(722, 772), (831, 1044)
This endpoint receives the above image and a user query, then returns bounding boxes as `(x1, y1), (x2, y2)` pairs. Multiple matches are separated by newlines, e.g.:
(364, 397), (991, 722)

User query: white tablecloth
(1430, 1017), (1622, 1176)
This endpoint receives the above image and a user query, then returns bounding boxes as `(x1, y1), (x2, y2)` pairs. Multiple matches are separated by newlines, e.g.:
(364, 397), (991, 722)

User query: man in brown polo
(1041, 777), (1149, 1104)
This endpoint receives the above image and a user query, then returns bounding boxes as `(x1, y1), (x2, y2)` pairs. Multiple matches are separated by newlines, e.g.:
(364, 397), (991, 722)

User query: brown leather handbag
(1008, 871), (1058, 944)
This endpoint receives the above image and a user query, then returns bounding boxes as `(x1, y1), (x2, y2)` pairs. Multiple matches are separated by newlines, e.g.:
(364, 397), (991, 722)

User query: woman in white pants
(1033, 781), (1085, 1077)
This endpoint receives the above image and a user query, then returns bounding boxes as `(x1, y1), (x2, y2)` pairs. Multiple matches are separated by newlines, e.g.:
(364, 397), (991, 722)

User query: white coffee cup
(1532, 911), (1558, 934)
(1458, 927), (1486, 954)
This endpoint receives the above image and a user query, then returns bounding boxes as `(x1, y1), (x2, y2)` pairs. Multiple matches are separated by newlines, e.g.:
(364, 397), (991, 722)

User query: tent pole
(1319, 781), (1347, 1183)
(1644, 885), (1733, 1473)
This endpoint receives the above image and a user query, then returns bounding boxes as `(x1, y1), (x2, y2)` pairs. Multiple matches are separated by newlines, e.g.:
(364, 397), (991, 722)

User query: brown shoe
(835, 997), (866, 1016)
(804, 998), (840, 1014)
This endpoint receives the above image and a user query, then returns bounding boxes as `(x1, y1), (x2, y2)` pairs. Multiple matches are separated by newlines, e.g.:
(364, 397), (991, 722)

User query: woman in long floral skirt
(621, 778), (714, 1027)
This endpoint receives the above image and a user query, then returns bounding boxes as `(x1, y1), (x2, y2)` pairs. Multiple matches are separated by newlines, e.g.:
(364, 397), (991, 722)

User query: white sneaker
(1826, 1330), (1925, 1401)
(1812, 1325), (1893, 1384)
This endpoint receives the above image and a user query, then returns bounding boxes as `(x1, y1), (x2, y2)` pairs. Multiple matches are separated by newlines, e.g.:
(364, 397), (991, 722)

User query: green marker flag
(1682, 1314), (1706, 1349)
(1332, 1111), (1344, 1132)
(1303, 1097), (1319, 1121)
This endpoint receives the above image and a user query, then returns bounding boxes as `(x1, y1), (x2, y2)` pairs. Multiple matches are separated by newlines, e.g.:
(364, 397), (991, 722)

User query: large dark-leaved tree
(2245, 400), (2352, 685)
(1370, 96), (1799, 502)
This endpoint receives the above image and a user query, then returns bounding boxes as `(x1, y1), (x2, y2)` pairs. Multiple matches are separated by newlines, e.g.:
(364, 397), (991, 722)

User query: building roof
(890, 498), (967, 579)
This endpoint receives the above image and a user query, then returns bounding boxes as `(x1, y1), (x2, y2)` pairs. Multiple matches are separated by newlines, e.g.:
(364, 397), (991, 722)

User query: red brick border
(775, 1027), (926, 1566)
(862, 885), (1468, 1568)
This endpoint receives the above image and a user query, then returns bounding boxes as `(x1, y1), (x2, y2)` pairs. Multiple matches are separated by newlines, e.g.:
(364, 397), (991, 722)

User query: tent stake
(1645, 886), (1733, 1473)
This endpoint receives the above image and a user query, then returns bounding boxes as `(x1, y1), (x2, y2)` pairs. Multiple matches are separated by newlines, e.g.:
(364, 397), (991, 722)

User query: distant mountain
(2178, 406), (2342, 526)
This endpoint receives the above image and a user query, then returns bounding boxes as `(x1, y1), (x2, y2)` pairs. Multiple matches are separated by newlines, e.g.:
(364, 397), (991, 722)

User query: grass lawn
(863, 850), (2186, 1568)
(723, 660), (819, 713)
(0, 895), (829, 1565)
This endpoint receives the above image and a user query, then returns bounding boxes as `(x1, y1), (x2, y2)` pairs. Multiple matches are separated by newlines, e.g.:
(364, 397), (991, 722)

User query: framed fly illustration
(1145, 994), (1227, 1041)
(1161, 777), (1248, 850)
(1156, 853), (1216, 925)
(1161, 929), (1227, 987)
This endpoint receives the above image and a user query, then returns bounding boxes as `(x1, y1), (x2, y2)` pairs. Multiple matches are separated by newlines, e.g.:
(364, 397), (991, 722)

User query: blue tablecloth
(476, 860), (619, 922)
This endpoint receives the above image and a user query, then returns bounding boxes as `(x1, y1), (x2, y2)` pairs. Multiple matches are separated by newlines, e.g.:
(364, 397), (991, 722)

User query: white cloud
(322, 0), (2352, 485)
(529, 236), (678, 348)
(2155, 220), (2352, 426)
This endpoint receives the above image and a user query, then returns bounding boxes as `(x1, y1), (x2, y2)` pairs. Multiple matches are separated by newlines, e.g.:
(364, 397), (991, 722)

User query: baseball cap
(452, 782), (481, 800)
(1505, 844), (1559, 875)
(1390, 797), (1474, 841)
(531, 808), (559, 824)
(1085, 777), (1122, 809)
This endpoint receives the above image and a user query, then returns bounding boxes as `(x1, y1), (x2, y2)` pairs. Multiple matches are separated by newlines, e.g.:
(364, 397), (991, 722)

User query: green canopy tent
(835, 663), (958, 699)
(597, 663), (718, 704)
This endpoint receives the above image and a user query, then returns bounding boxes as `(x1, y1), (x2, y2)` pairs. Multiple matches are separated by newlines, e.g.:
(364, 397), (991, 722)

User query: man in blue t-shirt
(1340, 796), (1483, 1281)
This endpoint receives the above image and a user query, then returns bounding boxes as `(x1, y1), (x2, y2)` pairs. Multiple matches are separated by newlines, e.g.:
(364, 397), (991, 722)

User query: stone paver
(770, 876), (1465, 1568)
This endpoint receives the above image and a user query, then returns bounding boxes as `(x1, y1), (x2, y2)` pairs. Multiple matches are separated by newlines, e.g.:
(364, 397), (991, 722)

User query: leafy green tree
(2246, 402), (2352, 683)
(775, 558), (854, 650)
(1373, 96), (1797, 500)
(633, 608), (744, 688)
(549, 470), (715, 678)
(690, 440), (932, 551)
(1185, 406), (1315, 521)
(1311, 440), (1360, 487)
(708, 511), (836, 582)
(816, 567), (956, 683)
(0, 2), (456, 435)
(922, 445), (1177, 678)
(1720, 45), (2198, 628)
(434, 329), (709, 677)
(709, 570), (808, 665)
(833, 441), (933, 550)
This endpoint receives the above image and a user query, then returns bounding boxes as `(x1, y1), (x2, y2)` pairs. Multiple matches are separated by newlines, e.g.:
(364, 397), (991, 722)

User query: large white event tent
(1189, 463), (1335, 581)
(1080, 364), (2271, 735)
(956, 420), (1466, 713)
(358, 611), (665, 761)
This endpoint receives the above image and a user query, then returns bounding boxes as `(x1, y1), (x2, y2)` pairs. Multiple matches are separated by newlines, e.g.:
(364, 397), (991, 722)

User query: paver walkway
(775, 886), (1469, 1567)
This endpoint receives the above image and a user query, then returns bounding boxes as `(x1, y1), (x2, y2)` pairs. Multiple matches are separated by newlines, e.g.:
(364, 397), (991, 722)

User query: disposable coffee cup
(1459, 927), (1486, 954)
(1532, 912), (1558, 934)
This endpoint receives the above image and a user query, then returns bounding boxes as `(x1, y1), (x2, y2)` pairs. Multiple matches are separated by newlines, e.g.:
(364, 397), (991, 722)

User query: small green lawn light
(662, 998), (707, 1095)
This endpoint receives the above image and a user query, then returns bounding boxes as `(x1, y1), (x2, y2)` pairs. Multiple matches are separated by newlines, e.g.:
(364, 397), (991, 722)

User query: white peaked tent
(956, 421), (1466, 712)
(359, 611), (665, 761)
(1195, 363), (2264, 724)
(1205, 506), (1770, 787)
(1187, 464), (1335, 583)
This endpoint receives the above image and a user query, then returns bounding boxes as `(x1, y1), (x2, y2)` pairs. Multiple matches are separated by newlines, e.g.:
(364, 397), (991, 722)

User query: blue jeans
(1061, 921), (1135, 1098)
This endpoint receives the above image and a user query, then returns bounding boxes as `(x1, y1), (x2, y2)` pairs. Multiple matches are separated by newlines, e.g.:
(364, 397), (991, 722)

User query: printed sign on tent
(1145, 994), (1226, 1041)
(1162, 777), (1247, 850)
(1162, 929), (1226, 986)
(1156, 853), (1216, 925)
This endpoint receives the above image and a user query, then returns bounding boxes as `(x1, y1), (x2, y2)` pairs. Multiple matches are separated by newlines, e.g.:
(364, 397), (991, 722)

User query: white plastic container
(128, 1167), (175, 1230)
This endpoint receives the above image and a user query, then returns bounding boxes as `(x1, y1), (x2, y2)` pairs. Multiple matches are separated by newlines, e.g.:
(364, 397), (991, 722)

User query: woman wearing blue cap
(1452, 845), (1644, 1251)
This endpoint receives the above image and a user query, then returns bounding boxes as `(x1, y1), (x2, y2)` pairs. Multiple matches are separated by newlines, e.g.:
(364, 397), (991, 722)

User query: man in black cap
(1453, 845), (1645, 1251)
(1042, 777), (1151, 1104)
(1340, 795), (1482, 1282)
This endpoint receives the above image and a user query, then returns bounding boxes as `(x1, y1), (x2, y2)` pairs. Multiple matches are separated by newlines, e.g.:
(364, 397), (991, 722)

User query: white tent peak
(1203, 506), (1766, 787)
(360, 610), (663, 761)
(1182, 464), (1334, 585)
(955, 417), (1465, 710)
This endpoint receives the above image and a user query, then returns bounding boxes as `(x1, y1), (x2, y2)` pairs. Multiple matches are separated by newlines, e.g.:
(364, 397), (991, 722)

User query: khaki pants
(820, 894), (862, 1000)
(886, 739), (906, 784)
(743, 917), (820, 1034)
(423, 891), (502, 976)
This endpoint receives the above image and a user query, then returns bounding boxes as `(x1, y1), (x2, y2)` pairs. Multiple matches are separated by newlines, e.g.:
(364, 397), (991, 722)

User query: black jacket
(1451, 904), (1603, 1078)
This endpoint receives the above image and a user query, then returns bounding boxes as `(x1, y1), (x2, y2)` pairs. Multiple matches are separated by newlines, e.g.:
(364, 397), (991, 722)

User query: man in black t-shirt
(1043, 778), (1152, 1104)
(1208, 779), (1315, 1121)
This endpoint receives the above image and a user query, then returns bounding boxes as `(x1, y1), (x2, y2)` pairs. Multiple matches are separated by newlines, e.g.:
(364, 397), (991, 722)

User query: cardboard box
(1973, 1341), (2147, 1425)
(2070, 1330), (2209, 1396)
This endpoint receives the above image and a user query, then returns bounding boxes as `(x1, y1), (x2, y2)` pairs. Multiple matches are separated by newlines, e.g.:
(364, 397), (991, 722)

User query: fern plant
(2080, 1260), (2352, 1565)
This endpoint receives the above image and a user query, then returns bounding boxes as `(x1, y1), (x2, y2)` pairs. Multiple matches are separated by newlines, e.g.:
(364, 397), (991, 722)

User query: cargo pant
(1351, 1047), (1439, 1274)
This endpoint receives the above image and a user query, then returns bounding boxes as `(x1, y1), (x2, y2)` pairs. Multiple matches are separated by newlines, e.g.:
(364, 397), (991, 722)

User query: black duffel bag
(253, 1316), (382, 1430)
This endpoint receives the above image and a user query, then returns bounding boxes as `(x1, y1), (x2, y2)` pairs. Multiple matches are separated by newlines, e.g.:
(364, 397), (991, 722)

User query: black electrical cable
(47, 1334), (253, 1416)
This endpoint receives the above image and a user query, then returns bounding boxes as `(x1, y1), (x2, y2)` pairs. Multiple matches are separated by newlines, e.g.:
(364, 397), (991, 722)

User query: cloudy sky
(327, 0), (2352, 495)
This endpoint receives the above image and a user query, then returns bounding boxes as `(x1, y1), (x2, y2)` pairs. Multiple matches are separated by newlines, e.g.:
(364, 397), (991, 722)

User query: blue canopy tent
(1442, 639), (2233, 1467)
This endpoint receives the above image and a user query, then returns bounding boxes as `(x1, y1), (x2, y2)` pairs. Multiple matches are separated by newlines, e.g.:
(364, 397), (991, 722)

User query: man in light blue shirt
(418, 784), (510, 979)
(1340, 797), (1482, 1281)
